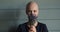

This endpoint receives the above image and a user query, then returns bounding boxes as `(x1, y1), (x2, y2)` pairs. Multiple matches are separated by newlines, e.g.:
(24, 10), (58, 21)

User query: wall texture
(0, 0), (60, 32)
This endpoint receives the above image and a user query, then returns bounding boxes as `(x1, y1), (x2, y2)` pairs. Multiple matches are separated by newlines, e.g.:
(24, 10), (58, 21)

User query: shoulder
(18, 22), (27, 28)
(38, 22), (46, 25)
(38, 22), (47, 27)
(38, 22), (48, 32)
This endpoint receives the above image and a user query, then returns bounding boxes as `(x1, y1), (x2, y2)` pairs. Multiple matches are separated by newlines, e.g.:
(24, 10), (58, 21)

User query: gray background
(0, 0), (60, 32)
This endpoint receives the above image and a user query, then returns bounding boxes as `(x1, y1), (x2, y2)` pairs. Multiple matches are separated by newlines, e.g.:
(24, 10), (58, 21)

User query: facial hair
(28, 14), (38, 26)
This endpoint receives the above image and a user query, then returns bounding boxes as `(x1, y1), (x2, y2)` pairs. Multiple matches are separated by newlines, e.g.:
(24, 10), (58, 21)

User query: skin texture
(26, 2), (39, 17)
(26, 1), (39, 32)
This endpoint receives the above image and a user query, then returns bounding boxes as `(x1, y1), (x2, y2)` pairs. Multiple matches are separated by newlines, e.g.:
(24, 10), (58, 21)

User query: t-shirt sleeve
(42, 24), (48, 32)
(16, 25), (22, 32)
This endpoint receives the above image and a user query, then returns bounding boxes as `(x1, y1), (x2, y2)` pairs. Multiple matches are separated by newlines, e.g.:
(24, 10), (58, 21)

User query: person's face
(26, 4), (39, 17)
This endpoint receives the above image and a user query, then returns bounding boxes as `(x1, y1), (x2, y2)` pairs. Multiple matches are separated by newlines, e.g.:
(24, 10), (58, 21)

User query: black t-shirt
(16, 22), (48, 32)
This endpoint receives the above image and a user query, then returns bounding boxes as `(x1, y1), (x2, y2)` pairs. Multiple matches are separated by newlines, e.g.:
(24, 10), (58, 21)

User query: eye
(34, 10), (36, 12)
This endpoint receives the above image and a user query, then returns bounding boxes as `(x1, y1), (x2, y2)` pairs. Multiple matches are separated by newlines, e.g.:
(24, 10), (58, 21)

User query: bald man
(16, 1), (48, 32)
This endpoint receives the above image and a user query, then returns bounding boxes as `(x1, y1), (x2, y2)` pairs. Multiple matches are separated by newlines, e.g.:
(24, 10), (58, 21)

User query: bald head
(26, 1), (39, 16)
(26, 1), (39, 11)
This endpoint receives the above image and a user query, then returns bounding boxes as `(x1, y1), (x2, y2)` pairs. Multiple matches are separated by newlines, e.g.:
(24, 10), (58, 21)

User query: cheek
(27, 12), (31, 16)
(35, 11), (38, 16)
(35, 13), (38, 16)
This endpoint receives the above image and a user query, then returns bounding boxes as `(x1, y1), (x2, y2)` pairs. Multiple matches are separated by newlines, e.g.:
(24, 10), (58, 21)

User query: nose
(31, 11), (34, 15)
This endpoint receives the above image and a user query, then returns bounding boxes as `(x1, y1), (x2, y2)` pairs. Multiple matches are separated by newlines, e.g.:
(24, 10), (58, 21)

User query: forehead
(28, 5), (38, 11)
(26, 2), (38, 10)
(29, 5), (38, 10)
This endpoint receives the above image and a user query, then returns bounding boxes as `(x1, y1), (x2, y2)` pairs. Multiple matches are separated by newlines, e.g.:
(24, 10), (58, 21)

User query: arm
(16, 25), (22, 32)
(42, 24), (48, 32)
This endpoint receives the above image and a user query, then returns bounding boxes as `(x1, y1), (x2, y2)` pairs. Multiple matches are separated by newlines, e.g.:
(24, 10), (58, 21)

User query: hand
(28, 25), (37, 32)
